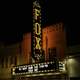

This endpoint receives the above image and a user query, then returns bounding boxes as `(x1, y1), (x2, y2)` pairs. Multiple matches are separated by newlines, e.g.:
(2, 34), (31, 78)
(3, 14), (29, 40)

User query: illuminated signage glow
(12, 61), (66, 76)
(12, 61), (55, 75)
(33, 1), (42, 62)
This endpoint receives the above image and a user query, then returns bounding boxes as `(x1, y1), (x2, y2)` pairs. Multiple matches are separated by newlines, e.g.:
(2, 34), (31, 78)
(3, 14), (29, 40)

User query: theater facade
(11, 22), (68, 80)
(11, 0), (68, 80)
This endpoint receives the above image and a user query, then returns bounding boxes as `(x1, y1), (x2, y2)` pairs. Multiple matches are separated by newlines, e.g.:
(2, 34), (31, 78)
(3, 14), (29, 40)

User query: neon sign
(33, 1), (42, 62)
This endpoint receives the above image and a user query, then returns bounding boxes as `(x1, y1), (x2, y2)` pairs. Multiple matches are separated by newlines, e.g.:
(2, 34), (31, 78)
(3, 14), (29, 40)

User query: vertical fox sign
(32, 0), (42, 63)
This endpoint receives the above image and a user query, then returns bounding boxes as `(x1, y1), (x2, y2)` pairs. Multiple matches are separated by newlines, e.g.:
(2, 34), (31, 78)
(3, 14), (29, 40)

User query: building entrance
(12, 73), (69, 80)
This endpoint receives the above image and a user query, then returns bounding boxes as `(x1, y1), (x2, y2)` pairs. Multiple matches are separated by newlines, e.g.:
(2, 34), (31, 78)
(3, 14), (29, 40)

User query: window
(1, 57), (4, 68)
(0, 56), (1, 67)
(19, 44), (22, 54)
(48, 48), (57, 61)
(10, 56), (14, 65)
(5, 57), (8, 68)
(10, 56), (17, 66)
(14, 56), (17, 65)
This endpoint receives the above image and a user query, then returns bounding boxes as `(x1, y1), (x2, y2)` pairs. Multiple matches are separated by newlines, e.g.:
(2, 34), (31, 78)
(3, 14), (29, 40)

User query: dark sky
(0, 0), (80, 46)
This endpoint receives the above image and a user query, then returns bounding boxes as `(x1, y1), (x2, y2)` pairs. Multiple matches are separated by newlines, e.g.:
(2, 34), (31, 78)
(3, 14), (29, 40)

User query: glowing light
(35, 23), (41, 35)
(34, 9), (40, 20)
(45, 64), (48, 67)
(67, 58), (75, 63)
(33, 0), (42, 61)
(12, 61), (64, 76)
(59, 61), (66, 72)
(19, 68), (21, 70)
(35, 37), (41, 49)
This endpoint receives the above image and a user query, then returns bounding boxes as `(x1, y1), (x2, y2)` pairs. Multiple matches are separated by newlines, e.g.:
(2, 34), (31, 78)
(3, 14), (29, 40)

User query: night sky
(0, 0), (80, 46)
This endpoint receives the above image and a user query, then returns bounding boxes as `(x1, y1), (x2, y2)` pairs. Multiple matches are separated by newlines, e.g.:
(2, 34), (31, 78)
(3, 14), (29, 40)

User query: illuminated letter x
(36, 37), (41, 49)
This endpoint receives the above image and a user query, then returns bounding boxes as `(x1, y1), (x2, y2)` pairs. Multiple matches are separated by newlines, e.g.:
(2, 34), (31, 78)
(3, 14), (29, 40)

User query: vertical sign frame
(32, 0), (42, 63)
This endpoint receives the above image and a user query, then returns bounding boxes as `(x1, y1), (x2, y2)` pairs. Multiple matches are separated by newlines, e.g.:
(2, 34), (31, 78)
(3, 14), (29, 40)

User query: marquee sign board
(12, 61), (56, 76)
(12, 61), (66, 76)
